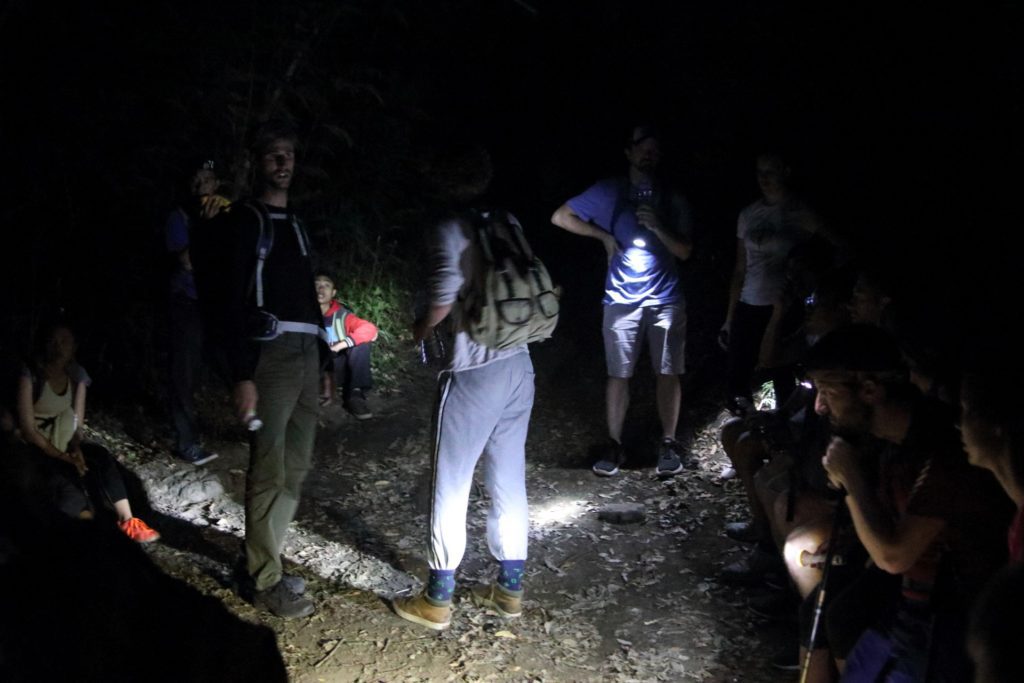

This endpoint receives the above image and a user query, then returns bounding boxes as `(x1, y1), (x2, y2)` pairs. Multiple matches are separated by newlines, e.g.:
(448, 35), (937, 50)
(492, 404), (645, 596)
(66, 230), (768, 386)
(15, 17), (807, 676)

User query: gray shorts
(602, 302), (687, 378)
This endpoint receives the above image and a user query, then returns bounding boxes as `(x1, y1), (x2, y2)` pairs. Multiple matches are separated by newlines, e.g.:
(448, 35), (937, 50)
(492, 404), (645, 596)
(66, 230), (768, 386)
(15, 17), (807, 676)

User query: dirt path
(93, 338), (794, 682)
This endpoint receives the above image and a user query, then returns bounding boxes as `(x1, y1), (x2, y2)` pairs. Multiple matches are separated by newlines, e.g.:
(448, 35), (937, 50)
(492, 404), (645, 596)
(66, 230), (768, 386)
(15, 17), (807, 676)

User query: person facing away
(551, 123), (694, 478)
(313, 273), (379, 419)
(218, 126), (322, 619)
(163, 159), (229, 466)
(393, 144), (535, 631)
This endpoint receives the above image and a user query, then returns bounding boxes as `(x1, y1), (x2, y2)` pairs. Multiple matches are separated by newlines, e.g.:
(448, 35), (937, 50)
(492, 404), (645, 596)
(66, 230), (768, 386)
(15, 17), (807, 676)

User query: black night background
(0, 0), (1021, 679)
(2, 1), (1019, 377)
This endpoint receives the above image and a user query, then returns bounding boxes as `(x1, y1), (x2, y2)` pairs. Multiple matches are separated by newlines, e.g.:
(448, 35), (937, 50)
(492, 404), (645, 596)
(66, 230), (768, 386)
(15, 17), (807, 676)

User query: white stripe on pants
(428, 352), (534, 571)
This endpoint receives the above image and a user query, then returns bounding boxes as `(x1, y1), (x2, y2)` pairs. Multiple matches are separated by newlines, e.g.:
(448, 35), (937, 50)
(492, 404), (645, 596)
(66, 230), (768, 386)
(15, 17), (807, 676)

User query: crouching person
(393, 146), (535, 630)
(314, 273), (379, 419)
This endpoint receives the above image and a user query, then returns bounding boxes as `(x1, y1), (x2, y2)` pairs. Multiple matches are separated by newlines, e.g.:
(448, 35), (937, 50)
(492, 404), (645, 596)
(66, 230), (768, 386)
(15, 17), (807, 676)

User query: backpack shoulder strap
(241, 200), (275, 308)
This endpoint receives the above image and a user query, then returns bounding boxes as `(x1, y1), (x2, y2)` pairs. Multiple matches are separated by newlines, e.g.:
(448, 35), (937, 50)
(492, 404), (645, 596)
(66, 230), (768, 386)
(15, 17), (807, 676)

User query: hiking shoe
(343, 393), (373, 420)
(118, 517), (160, 544)
(281, 573), (306, 595)
(747, 590), (799, 620)
(655, 438), (684, 476)
(254, 580), (315, 619)
(725, 520), (763, 544)
(471, 584), (523, 618)
(392, 593), (452, 631)
(177, 445), (219, 466)
(593, 439), (625, 477)
(720, 547), (785, 585)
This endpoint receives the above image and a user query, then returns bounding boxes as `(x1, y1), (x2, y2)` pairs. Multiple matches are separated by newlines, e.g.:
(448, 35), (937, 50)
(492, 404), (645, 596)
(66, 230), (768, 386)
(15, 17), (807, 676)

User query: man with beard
(220, 127), (321, 618)
(551, 124), (694, 477)
(806, 324), (1011, 681)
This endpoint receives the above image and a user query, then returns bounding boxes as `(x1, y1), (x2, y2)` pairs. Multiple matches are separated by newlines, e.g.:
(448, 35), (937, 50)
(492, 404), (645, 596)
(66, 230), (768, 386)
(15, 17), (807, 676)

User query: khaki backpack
(462, 210), (560, 350)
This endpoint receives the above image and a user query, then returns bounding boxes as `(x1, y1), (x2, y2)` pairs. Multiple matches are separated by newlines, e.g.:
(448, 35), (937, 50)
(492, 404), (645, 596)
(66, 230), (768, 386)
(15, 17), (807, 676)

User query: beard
(828, 402), (873, 442)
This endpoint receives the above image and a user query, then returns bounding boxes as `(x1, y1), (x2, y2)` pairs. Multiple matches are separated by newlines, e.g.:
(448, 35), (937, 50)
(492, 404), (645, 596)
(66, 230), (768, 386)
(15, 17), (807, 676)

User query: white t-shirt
(737, 198), (818, 306)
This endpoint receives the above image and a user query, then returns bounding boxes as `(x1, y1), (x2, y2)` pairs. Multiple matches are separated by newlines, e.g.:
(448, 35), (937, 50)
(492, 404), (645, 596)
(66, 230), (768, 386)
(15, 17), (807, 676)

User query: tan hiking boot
(470, 583), (523, 618)
(392, 593), (452, 630)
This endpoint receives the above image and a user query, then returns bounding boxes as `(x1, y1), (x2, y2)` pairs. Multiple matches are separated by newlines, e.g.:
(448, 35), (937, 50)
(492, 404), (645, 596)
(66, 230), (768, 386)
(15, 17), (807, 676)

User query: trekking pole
(798, 498), (846, 683)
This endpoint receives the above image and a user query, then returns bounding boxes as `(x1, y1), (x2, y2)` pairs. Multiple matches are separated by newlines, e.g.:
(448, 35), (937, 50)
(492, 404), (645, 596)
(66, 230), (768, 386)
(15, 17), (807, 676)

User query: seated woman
(15, 321), (159, 543)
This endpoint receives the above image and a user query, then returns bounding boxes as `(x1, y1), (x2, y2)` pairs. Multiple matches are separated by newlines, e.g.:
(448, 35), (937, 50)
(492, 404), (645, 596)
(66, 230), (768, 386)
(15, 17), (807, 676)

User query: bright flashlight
(632, 238), (647, 248)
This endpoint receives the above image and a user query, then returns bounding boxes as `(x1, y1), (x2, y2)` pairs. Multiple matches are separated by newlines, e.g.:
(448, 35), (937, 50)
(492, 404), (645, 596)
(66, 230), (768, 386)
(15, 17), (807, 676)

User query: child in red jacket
(315, 274), (379, 419)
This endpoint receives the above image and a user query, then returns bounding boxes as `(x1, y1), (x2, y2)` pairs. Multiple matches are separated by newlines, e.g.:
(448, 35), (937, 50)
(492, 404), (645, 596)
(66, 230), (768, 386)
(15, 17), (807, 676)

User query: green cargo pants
(245, 332), (320, 591)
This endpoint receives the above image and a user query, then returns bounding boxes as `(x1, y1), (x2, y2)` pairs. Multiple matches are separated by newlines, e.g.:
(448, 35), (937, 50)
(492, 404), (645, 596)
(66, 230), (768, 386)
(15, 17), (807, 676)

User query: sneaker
(254, 580), (315, 619)
(593, 439), (625, 477)
(392, 593), (452, 631)
(343, 393), (373, 420)
(471, 583), (523, 618)
(656, 438), (685, 476)
(718, 465), (738, 481)
(177, 445), (219, 466)
(771, 646), (801, 672)
(118, 517), (160, 544)
(720, 547), (785, 585)
(725, 520), (763, 544)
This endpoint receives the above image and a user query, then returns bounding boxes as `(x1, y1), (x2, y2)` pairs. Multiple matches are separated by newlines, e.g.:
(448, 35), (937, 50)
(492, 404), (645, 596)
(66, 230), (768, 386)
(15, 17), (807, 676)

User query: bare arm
(413, 304), (453, 343)
(551, 203), (618, 262)
(823, 438), (946, 574)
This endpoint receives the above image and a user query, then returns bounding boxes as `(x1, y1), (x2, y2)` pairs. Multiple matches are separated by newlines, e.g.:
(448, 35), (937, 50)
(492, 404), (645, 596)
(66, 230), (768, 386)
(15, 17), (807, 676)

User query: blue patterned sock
(497, 560), (525, 593)
(426, 569), (456, 604)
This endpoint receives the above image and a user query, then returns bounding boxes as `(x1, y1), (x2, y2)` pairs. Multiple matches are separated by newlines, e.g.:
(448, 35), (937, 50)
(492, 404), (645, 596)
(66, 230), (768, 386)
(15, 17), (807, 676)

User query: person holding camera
(218, 126), (321, 619)
(720, 153), (824, 414)
(551, 124), (694, 477)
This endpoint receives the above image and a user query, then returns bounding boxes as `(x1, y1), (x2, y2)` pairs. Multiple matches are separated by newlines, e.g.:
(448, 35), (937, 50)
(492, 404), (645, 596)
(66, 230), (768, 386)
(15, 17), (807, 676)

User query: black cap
(802, 324), (907, 375)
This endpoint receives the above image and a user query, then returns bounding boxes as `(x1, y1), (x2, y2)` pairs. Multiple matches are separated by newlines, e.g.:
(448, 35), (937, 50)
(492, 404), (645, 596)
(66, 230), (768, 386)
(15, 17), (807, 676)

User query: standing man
(393, 146), (534, 631)
(551, 124), (694, 477)
(163, 160), (229, 465)
(221, 127), (321, 618)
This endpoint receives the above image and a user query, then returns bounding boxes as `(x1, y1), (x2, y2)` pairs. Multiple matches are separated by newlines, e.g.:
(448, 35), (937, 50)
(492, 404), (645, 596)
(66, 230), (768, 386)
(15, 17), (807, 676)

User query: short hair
(314, 272), (336, 288)
(250, 122), (298, 157)
(626, 123), (660, 147)
(802, 324), (908, 378)
(430, 143), (493, 204)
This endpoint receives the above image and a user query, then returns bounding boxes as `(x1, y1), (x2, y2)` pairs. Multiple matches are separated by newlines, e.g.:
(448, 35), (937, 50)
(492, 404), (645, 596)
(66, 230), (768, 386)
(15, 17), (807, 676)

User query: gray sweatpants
(428, 352), (534, 571)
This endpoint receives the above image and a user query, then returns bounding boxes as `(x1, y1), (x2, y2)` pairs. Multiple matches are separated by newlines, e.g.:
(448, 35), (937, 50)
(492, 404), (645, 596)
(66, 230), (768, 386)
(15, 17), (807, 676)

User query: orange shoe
(118, 517), (160, 544)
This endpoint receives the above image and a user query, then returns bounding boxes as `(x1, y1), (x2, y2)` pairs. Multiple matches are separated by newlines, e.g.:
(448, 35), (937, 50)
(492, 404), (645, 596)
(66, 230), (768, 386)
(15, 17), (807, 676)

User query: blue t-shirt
(165, 208), (197, 299)
(566, 179), (691, 306)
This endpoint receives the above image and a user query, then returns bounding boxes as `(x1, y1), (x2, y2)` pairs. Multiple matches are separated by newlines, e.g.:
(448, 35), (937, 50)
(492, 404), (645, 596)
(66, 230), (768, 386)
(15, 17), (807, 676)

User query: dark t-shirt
(222, 201), (320, 382)
(878, 397), (1012, 606)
